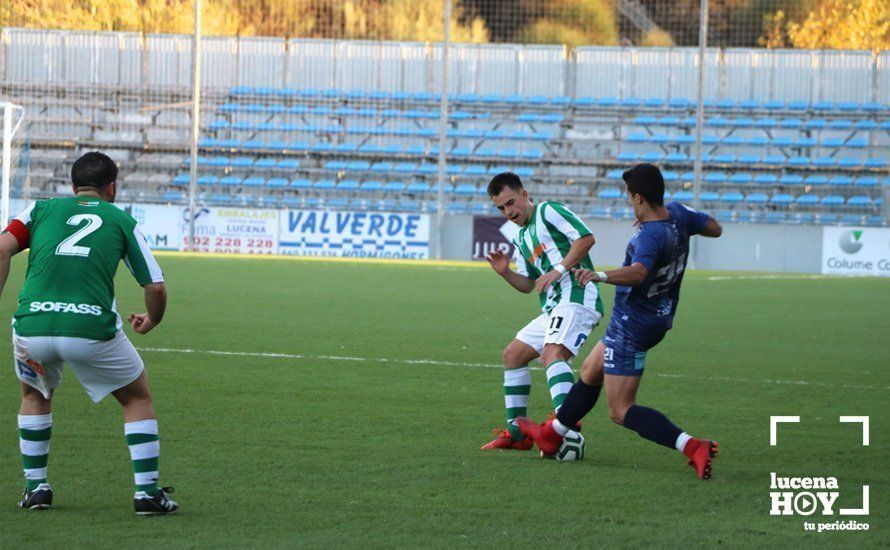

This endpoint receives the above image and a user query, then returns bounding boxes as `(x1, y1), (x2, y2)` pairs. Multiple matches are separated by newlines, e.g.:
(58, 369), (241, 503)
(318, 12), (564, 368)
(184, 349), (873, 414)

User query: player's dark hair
(622, 163), (664, 206)
(487, 172), (524, 197)
(71, 151), (118, 190)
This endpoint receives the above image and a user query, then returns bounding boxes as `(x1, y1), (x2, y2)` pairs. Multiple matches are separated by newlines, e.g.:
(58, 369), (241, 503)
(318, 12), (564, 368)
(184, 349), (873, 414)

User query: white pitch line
(137, 346), (889, 391)
(704, 274), (859, 281)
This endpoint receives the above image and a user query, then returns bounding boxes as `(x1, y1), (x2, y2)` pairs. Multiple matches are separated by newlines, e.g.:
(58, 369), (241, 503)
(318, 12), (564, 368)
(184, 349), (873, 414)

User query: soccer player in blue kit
(518, 163), (723, 479)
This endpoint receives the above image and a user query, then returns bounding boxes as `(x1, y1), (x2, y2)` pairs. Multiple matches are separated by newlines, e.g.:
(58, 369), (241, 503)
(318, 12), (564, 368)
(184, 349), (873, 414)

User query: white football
(541, 429), (586, 461)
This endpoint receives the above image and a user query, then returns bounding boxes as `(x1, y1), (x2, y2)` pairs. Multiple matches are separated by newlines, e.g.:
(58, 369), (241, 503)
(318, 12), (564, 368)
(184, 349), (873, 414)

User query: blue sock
(622, 405), (682, 449)
(556, 379), (601, 429)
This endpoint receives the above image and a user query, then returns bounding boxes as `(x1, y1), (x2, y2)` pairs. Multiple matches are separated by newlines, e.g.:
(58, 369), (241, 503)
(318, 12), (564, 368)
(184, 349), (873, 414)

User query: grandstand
(1, 28), (888, 226)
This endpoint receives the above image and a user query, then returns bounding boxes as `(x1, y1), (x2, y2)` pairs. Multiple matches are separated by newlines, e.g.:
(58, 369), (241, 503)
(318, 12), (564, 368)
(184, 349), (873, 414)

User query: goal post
(1, 101), (25, 226)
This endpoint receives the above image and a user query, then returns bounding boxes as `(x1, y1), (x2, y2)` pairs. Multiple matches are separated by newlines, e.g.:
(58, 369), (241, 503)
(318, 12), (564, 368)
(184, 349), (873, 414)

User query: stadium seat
(753, 174), (779, 185)
(821, 195), (845, 206)
(406, 182), (430, 194)
(219, 176), (242, 187)
(289, 179), (312, 190)
(454, 184), (478, 197)
(770, 194), (794, 206)
(336, 180), (360, 191)
(598, 189), (623, 200)
(745, 193), (769, 205)
(840, 214), (865, 225)
(795, 194), (820, 206)
(720, 192), (744, 204)
(672, 190), (694, 202)
(314, 180), (336, 191)
(704, 172), (728, 184)
(382, 182), (406, 193)
(847, 196), (872, 207)
(266, 178), (288, 189)
(828, 176), (853, 187)
(855, 176), (879, 188)
(242, 177), (265, 188)
(359, 181), (383, 193)
(729, 173), (752, 185)
(763, 211), (787, 224)
(778, 174), (804, 186)
(700, 192), (720, 203)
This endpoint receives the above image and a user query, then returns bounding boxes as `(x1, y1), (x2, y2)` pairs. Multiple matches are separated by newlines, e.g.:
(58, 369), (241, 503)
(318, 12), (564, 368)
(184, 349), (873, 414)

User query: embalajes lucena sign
(821, 227), (890, 276)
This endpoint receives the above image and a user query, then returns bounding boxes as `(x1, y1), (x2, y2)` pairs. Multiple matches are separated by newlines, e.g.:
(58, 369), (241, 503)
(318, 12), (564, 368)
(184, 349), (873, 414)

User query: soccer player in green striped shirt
(0, 152), (178, 514)
(481, 172), (604, 450)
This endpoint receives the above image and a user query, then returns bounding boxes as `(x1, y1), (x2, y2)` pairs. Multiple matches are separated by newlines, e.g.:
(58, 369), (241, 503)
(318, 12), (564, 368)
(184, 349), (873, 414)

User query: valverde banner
(278, 209), (430, 259)
(821, 226), (890, 276)
(471, 216), (518, 260)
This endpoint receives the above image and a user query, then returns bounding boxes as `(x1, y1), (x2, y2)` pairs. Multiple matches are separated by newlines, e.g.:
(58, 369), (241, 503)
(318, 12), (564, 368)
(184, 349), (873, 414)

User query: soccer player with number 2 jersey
(518, 163), (724, 480)
(0, 152), (178, 513)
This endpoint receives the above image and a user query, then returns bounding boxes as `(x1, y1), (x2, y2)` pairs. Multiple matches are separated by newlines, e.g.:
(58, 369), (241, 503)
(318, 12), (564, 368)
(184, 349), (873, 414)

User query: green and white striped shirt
(511, 202), (604, 315)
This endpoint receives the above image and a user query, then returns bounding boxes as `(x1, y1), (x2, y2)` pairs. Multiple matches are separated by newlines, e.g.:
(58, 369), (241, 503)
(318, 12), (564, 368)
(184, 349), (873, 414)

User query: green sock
(546, 360), (575, 412)
(125, 419), (160, 496)
(19, 413), (52, 491)
(504, 367), (531, 440)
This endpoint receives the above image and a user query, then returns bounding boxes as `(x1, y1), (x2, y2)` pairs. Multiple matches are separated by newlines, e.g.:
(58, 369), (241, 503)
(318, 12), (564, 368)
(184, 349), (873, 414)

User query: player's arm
(534, 234), (595, 293)
(698, 217), (722, 238)
(486, 249), (535, 293)
(129, 283), (167, 334)
(0, 232), (22, 301)
(573, 263), (648, 287)
(124, 226), (167, 334)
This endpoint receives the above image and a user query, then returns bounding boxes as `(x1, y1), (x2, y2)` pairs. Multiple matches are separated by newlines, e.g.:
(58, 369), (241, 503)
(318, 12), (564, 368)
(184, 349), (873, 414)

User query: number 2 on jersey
(55, 214), (103, 257)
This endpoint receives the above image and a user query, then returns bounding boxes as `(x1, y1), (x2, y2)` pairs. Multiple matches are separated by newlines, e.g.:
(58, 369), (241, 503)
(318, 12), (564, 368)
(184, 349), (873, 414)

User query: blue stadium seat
(855, 176), (879, 188)
(454, 184), (478, 197)
(616, 151), (639, 162)
(715, 210), (735, 222)
(254, 158), (277, 169)
(605, 169), (624, 180)
(289, 179), (312, 190)
(788, 156), (810, 167)
(359, 181), (384, 193)
(371, 162), (394, 173)
(208, 193), (230, 205)
(704, 172), (727, 184)
(514, 167), (535, 178)
(821, 195), (845, 206)
(161, 191), (183, 203)
(665, 152), (688, 163)
(325, 161), (348, 171)
(700, 192), (720, 203)
(720, 192), (744, 204)
(795, 212), (814, 224)
(242, 177), (264, 188)
(336, 180), (360, 191)
(672, 190), (694, 201)
(866, 158), (888, 168)
(198, 175), (219, 186)
(405, 182), (430, 194)
(795, 194), (820, 206)
(372, 182), (402, 195)
(812, 157), (838, 167)
(778, 174), (804, 186)
(745, 193), (769, 205)
(345, 161), (371, 172)
(737, 154), (761, 165)
(847, 196), (872, 207)
(829, 176), (853, 187)
(763, 211), (787, 224)
(277, 159), (300, 171)
(335, 143), (359, 153)
(729, 173), (752, 185)
(312, 179), (335, 191)
(598, 189), (623, 200)
(805, 175), (828, 186)
(770, 194), (794, 205)
(661, 171), (679, 182)
(418, 164), (438, 175)
(172, 173), (190, 186)
(280, 196), (303, 209)
(763, 155), (785, 166)
(266, 178), (288, 189)
(219, 176), (242, 187)
(754, 174), (778, 185)
(641, 151), (665, 162)
(464, 165), (488, 176)
(712, 154), (736, 164)
(326, 198), (349, 209)
(840, 214), (865, 225)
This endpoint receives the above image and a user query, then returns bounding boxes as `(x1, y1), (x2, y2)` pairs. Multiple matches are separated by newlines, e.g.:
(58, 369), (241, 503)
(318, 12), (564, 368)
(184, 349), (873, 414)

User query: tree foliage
(761, 0), (889, 51)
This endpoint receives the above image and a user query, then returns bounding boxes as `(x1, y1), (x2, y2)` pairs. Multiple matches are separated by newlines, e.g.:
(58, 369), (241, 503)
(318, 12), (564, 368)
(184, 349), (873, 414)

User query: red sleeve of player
(4, 219), (30, 250)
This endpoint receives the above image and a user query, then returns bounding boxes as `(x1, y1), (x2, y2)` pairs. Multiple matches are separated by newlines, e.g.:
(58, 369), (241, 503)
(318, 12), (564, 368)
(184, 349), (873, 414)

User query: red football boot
(683, 438), (719, 480)
(516, 417), (563, 456)
(481, 429), (534, 450)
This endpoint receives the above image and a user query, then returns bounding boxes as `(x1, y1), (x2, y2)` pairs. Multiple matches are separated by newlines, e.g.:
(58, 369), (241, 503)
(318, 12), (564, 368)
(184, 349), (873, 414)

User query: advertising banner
(821, 226), (890, 277)
(122, 203), (182, 251)
(278, 209), (429, 259)
(471, 216), (518, 260)
(182, 206), (279, 254)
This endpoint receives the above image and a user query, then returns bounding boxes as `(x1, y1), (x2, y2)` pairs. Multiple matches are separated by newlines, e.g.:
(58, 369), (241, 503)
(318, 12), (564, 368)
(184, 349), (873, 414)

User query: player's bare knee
(609, 402), (632, 425)
(541, 344), (571, 367)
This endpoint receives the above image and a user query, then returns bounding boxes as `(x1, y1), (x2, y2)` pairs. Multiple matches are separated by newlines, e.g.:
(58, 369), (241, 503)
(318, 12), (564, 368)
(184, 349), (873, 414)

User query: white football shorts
(515, 302), (602, 357)
(13, 330), (144, 403)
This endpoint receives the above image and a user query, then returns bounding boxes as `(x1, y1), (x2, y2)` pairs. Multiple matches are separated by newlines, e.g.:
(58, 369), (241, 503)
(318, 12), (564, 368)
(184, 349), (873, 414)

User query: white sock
(552, 418), (570, 437)
(675, 432), (693, 453)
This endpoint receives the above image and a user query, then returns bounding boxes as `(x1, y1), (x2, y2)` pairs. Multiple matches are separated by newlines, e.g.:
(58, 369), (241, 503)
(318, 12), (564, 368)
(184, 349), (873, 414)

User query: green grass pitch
(0, 255), (887, 547)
